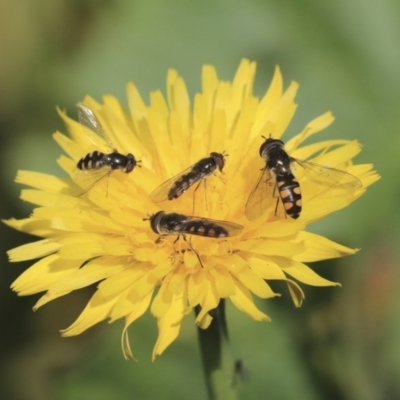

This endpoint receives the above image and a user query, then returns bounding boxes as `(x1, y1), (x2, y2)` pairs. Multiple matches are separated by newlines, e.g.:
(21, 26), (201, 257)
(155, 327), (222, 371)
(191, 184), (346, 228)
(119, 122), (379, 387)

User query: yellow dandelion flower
(5, 60), (379, 361)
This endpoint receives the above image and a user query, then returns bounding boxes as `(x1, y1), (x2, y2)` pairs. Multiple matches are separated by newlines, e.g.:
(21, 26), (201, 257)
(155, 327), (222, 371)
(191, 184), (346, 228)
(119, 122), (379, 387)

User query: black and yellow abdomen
(276, 173), (302, 219)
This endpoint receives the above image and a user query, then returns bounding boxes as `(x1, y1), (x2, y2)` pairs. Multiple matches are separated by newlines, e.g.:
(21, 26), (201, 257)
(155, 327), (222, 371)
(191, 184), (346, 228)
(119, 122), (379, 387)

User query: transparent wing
(69, 168), (111, 197)
(181, 216), (244, 237)
(245, 168), (276, 221)
(293, 159), (362, 189)
(77, 104), (115, 150)
(150, 165), (205, 203)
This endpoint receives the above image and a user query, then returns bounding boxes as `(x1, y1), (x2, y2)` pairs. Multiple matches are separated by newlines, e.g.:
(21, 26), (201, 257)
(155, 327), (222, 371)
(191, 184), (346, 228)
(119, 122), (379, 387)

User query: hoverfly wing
(77, 104), (115, 150)
(180, 216), (243, 237)
(245, 168), (275, 221)
(69, 168), (110, 197)
(293, 159), (362, 190)
(202, 218), (244, 237)
(150, 165), (206, 203)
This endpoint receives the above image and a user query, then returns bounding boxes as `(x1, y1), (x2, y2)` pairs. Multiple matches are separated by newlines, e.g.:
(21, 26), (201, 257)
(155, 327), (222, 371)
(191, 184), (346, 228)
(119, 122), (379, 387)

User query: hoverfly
(245, 137), (362, 220)
(150, 152), (226, 205)
(148, 211), (243, 238)
(73, 104), (140, 195)
(146, 211), (243, 268)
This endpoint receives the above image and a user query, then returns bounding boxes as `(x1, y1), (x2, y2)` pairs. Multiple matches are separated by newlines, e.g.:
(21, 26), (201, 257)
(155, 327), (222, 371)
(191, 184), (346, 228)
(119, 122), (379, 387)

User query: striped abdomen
(77, 151), (107, 171)
(168, 170), (205, 199)
(149, 211), (243, 238)
(276, 173), (302, 219)
(77, 151), (136, 173)
(183, 219), (230, 237)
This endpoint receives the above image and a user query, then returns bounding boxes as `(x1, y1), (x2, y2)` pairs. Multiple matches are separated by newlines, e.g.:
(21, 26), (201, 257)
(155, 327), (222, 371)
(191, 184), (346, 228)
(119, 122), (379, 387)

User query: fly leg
(182, 235), (204, 268)
(171, 235), (184, 264)
(272, 182), (286, 218)
(192, 179), (204, 214)
(155, 235), (177, 264)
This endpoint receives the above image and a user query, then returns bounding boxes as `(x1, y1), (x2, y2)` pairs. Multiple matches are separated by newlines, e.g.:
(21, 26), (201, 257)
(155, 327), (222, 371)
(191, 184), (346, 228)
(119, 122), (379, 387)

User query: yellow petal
(208, 266), (236, 298)
(209, 108), (228, 153)
(16, 170), (69, 192)
(273, 81), (299, 139)
(237, 239), (305, 257)
(286, 279), (305, 307)
(52, 131), (83, 161)
(97, 266), (146, 298)
(151, 276), (174, 318)
(255, 219), (305, 238)
(57, 107), (109, 152)
(229, 97), (259, 156)
(35, 258), (128, 309)
(252, 65), (283, 136)
(57, 242), (105, 259)
(291, 139), (350, 160)
(187, 269), (207, 307)
(8, 239), (60, 262)
(110, 283), (154, 322)
(201, 64), (219, 99)
(100, 100), (145, 158)
(277, 257), (340, 287)
(193, 93), (211, 146)
(246, 256), (287, 280)
(301, 193), (355, 223)
(58, 235), (132, 259)
(286, 112), (335, 152)
(229, 280), (271, 322)
(168, 74), (190, 137)
(196, 313), (213, 329)
(11, 254), (81, 295)
(3, 218), (53, 237)
(121, 291), (153, 359)
(232, 59), (256, 101)
(230, 266), (277, 299)
(183, 248), (201, 269)
(127, 82), (147, 119)
(311, 140), (362, 168)
(195, 273), (220, 323)
(293, 231), (357, 262)
(20, 189), (79, 208)
(152, 294), (187, 359)
(164, 265), (186, 294)
(61, 290), (120, 336)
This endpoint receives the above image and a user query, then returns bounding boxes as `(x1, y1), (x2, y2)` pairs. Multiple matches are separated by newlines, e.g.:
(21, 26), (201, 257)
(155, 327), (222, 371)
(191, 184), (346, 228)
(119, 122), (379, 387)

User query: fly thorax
(194, 157), (216, 175)
(275, 163), (291, 175)
(164, 213), (184, 233)
(110, 153), (127, 169)
(203, 161), (216, 174)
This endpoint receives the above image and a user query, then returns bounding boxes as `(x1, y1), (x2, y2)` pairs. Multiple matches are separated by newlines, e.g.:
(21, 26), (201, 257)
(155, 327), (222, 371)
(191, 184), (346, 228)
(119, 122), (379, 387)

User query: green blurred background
(0, 1), (398, 399)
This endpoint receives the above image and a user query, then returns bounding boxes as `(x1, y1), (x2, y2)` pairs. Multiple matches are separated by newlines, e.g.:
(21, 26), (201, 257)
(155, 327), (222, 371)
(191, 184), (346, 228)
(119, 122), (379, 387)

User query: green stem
(195, 300), (238, 400)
